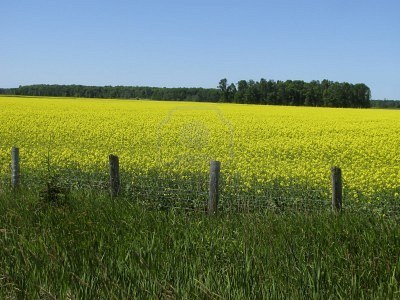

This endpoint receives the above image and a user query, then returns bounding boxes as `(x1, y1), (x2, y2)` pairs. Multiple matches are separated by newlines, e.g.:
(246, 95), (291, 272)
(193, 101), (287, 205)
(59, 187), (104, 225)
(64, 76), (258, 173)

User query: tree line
(0, 78), (372, 108)
(218, 79), (371, 108)
(370, 100), (400, 109)
(0, 85), (220, 102)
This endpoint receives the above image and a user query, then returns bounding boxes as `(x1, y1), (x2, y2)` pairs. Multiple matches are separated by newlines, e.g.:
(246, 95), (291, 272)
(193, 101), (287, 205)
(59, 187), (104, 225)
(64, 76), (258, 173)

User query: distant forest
(0, 78), (378, 108)
(370, 100), (400, 109)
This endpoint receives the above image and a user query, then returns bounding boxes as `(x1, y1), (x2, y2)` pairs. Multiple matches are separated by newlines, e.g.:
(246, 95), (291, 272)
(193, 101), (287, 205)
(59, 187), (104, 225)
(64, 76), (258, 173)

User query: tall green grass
(1, 188), (399, 299)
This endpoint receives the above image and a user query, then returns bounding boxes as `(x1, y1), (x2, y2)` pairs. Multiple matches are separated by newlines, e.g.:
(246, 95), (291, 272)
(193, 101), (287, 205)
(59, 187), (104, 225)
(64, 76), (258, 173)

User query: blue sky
(1, 0), (399, 99)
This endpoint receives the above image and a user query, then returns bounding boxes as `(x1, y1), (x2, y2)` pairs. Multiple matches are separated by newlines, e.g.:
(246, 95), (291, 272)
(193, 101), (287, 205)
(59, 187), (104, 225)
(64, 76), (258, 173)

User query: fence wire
(1, 167), (399, 217)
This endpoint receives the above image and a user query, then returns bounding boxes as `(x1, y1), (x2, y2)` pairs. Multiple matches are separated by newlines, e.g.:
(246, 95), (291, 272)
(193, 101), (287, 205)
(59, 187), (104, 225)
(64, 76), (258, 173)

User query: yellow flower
(0, 95), (399, 204)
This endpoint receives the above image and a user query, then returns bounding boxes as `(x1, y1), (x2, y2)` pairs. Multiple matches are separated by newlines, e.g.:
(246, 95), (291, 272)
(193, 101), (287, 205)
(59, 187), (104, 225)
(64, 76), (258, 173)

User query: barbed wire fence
(1, 146), (400, 218)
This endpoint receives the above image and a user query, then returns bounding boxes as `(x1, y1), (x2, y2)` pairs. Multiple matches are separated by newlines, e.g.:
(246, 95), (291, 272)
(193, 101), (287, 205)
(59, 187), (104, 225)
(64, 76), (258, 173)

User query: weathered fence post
(331, 166), (342, 212)
(109, 154), (120, 197)
(208, 160), (221, 215)
(11, 147), (20, 189)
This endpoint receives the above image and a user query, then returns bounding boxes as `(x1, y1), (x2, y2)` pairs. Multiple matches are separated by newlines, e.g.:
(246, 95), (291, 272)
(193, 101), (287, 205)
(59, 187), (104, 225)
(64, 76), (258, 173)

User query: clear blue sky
(1, 0), (399, 99)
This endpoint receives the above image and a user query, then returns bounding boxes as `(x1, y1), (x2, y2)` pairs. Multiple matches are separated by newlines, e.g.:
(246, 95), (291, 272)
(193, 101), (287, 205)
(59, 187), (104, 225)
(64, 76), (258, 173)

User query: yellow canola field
(0, 96), (399, 199)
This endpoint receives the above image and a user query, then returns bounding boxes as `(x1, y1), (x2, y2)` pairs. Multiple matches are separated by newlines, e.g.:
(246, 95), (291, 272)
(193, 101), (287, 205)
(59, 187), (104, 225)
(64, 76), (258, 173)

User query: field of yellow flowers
(0, 96), (399, 201)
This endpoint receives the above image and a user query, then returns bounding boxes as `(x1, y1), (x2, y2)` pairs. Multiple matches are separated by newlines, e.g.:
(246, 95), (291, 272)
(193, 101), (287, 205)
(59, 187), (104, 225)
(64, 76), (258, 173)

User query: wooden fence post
(11, 147), (20, 189)
(331, 166), (342, 212)
(208, 160), (221, 215)
(109, 154), (120, 197)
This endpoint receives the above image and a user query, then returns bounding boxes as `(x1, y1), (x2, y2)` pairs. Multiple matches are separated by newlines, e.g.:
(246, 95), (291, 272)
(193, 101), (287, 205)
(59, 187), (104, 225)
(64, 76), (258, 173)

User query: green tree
(227, 83), (237, 102)
(234, 80), (248, 104)
(218, 78), (228, 102)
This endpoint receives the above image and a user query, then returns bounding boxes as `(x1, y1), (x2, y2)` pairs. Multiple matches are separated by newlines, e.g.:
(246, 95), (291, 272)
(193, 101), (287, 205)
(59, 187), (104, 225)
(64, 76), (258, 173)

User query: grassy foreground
(1, 189), (400, 299)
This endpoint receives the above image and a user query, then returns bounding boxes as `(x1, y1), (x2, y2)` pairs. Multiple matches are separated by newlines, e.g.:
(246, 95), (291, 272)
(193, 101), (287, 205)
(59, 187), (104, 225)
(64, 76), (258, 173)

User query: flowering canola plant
(0, 96), (399, 200)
